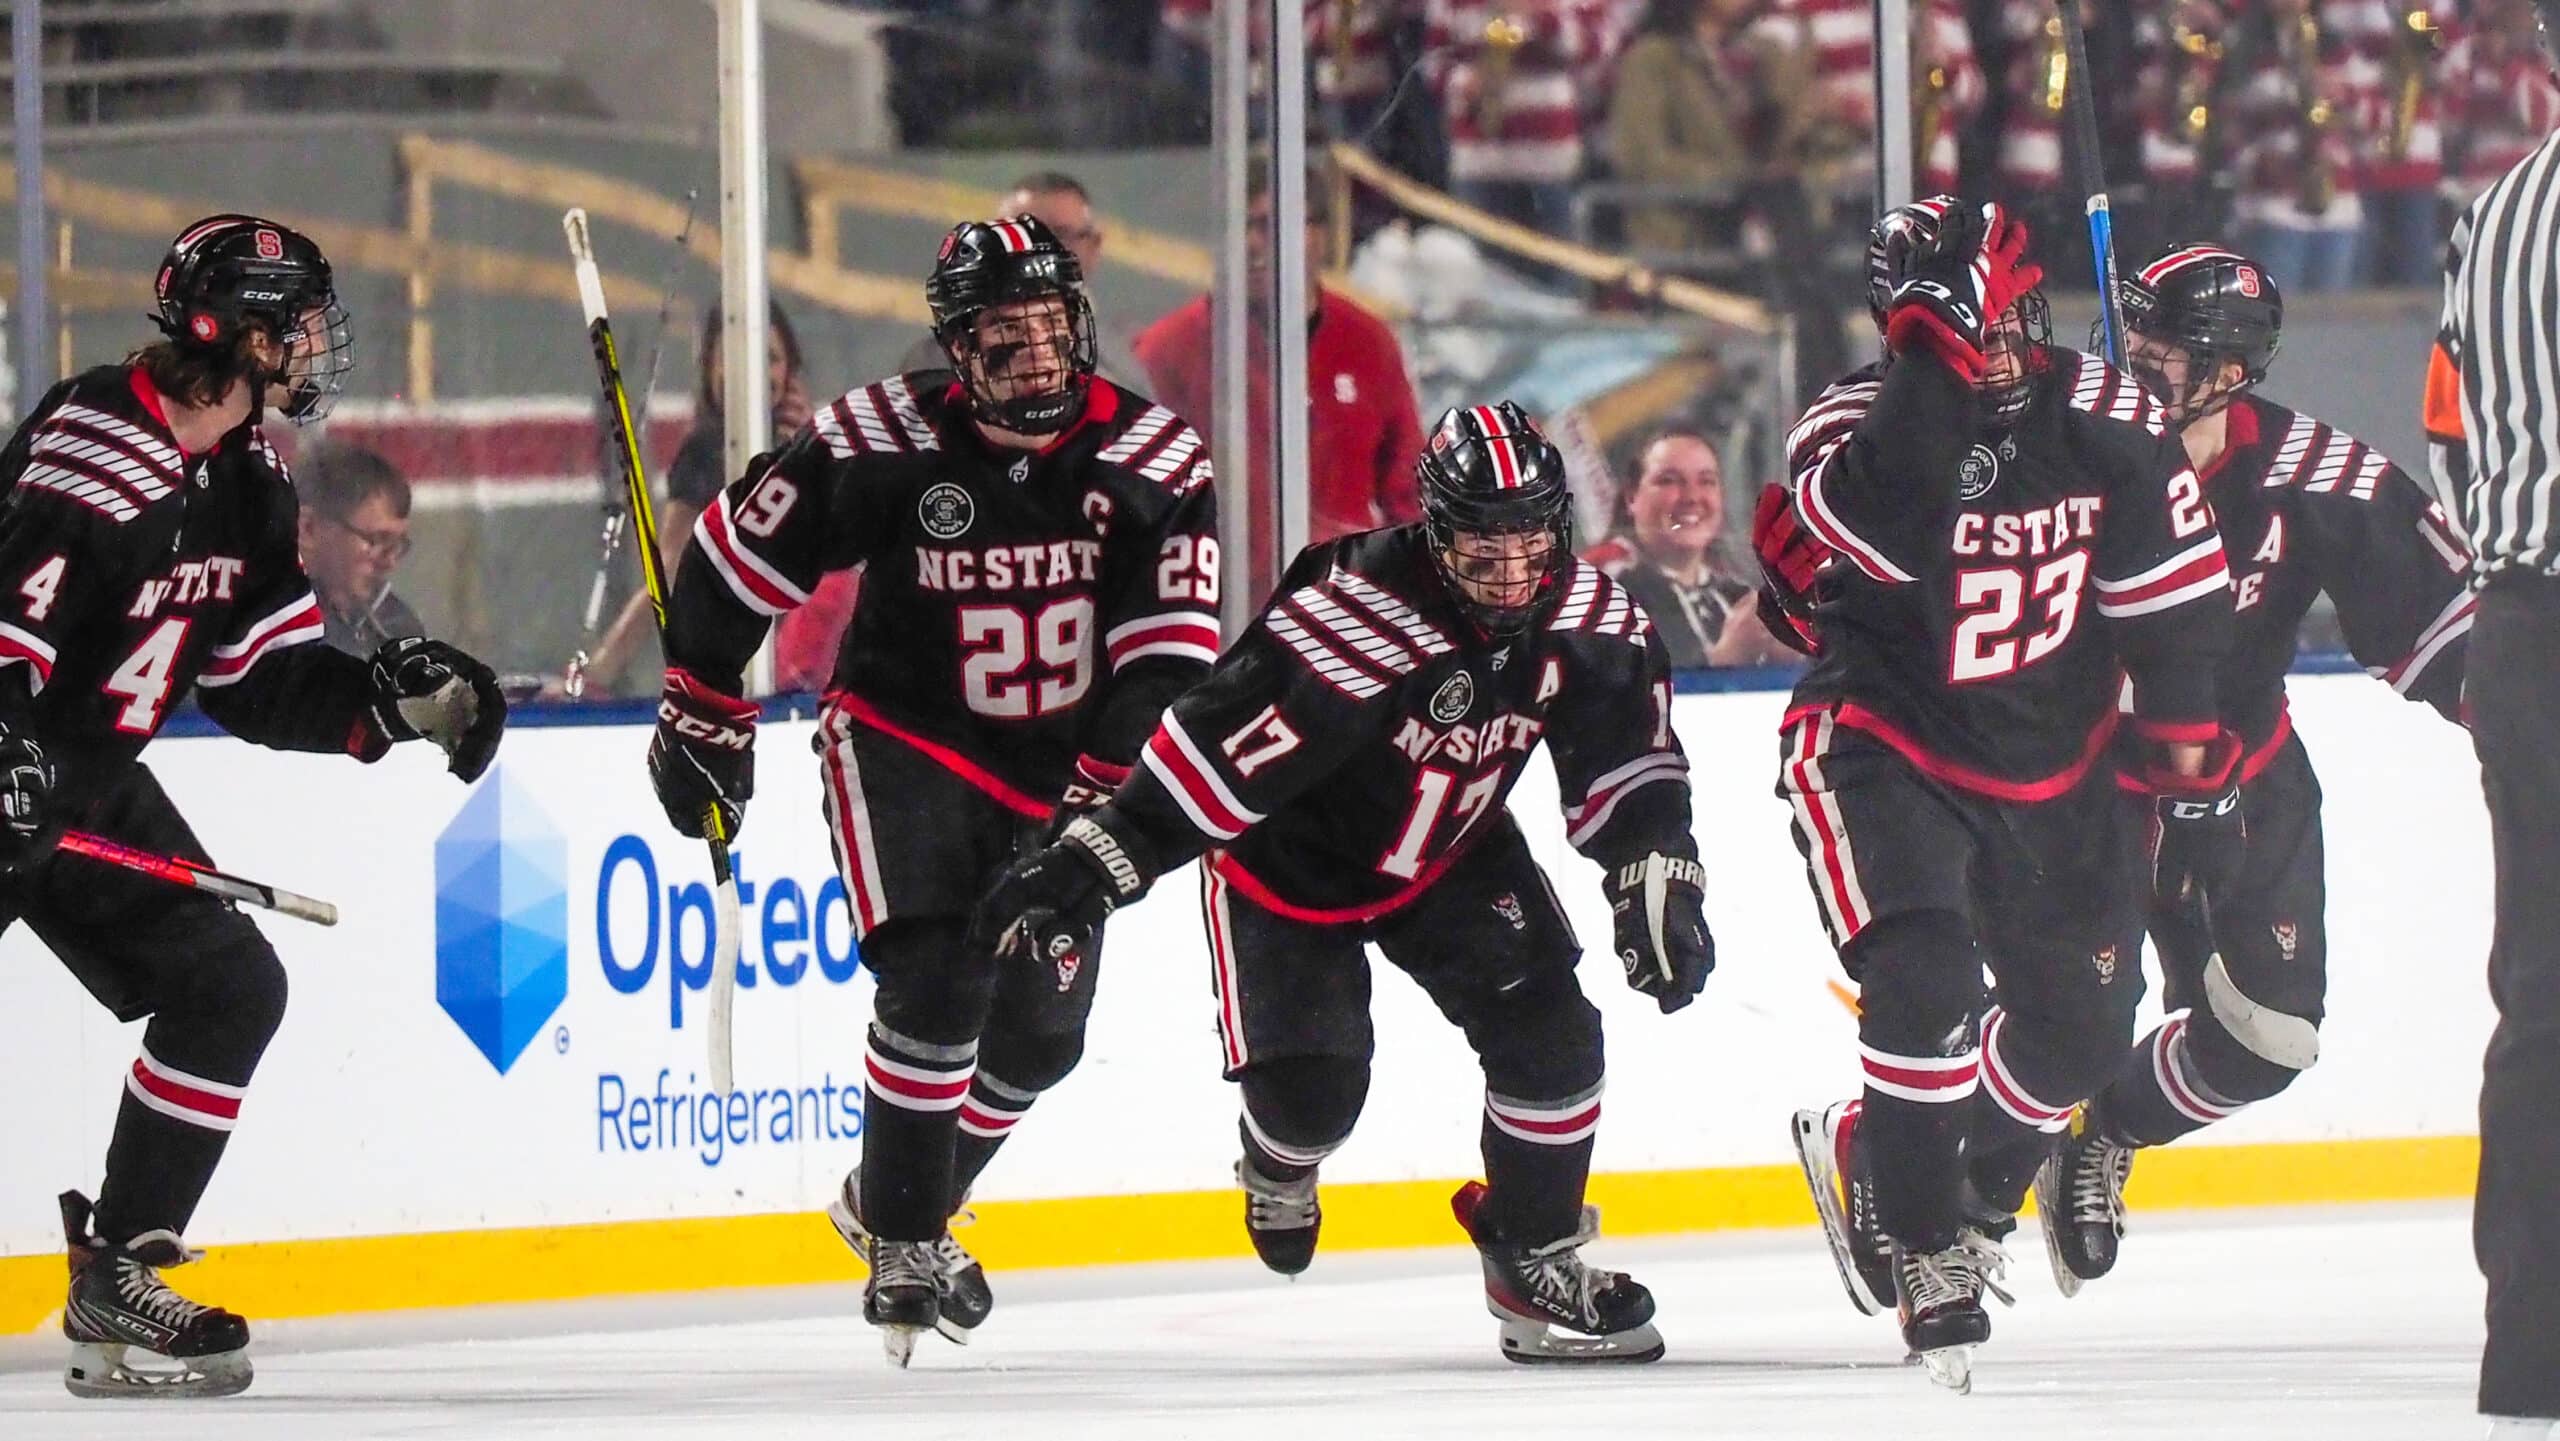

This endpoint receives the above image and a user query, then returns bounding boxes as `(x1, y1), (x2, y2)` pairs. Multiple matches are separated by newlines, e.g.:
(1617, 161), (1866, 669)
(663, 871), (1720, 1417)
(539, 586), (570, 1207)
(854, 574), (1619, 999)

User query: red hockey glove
(1752, 481), (1830, 656)
(648, 668), (757, 839)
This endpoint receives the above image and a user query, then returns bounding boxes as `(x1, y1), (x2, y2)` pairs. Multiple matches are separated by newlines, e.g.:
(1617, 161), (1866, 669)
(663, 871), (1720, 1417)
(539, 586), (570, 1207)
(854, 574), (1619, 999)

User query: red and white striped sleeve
(1785, 374), (1919, 586)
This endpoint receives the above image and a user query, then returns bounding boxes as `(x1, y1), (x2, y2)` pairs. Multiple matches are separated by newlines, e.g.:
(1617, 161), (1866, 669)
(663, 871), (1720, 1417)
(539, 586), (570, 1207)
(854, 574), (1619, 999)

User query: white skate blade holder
(1496, 1314), (1666, 1365)
(65, 1340), (252, 1400)
(1915, 1342), (1974, 1395)
(1791, 1108), (1886, 1316)
(880, 1325), (924, 1369)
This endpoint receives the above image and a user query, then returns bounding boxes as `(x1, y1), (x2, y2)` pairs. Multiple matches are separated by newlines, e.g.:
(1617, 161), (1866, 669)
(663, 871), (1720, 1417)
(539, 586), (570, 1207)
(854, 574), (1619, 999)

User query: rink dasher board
(0, 675), (2492, 1329)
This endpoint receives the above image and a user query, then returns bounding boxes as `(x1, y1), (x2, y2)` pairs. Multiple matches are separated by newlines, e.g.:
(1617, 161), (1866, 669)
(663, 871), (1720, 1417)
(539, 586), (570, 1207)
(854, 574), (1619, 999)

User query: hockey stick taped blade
(562, 209), (610, 324)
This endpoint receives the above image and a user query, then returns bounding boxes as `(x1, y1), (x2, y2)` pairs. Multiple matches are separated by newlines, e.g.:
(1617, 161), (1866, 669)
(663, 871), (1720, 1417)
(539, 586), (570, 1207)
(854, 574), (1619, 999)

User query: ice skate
(58, 1191), (252, 1400)
(829, 1172), (990, 1342)
(1237, 1152), (1321, 1276)
(1451, 1181), (1664, 1365)
(2034, 1104), (2133, 1296)
(858, 1237), (945, 1368)
(1894, 1225), (2015, 1394)
(1792, 1100), (1895, 1315)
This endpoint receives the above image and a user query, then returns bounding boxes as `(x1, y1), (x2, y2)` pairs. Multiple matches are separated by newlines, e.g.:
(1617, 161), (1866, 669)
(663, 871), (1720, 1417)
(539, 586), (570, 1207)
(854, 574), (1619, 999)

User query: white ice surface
(0, 1203), (2490, 1440)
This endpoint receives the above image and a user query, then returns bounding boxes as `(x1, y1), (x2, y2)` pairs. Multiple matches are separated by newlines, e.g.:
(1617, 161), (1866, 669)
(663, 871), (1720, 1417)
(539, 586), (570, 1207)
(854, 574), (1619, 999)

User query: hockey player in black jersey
(6, 216), (507, 1398)
(973, 403), (1714, 1365)
(2033, 243), (2475, 1294)
(1763, 199), (2238, 1390)
(647, 214), (1220, 1365)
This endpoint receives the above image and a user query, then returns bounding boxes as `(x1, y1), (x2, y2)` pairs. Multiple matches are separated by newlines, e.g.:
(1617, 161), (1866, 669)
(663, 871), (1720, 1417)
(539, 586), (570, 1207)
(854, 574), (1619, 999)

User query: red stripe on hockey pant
(128, 1059), (242, 1124)
(821, 743), (886, 933)
(1204, 865), (1249, 1072)
(1786, 719), (1870, 942)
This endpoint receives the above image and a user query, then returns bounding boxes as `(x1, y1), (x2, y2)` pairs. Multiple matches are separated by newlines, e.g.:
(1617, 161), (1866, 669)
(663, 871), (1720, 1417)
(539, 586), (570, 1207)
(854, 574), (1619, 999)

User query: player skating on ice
(11, 215), (507, 1398)
(974, 402), (1714, 1365)
(1758, 199), (2237, 1390)
(2033, 243), (2474, 1293)
(647, 215), (1220, 1366)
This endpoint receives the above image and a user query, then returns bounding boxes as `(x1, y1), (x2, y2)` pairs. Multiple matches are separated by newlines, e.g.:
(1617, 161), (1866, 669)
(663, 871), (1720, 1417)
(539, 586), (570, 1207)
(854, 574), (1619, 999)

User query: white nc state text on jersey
(126, 556), (248, 618)
(1390, 709), (1544, 767)
(1950, 497), (2104, 560)
(913, 539), (1105, 593)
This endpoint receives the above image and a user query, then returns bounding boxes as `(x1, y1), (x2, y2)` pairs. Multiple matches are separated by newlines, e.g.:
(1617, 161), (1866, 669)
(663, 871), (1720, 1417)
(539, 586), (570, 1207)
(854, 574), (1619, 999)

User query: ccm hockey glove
(1607, 852), (1714, 1014)
(647, 668), (757, 839)
(368, 637), (508, 782)
(2137, 734), (2246, 908)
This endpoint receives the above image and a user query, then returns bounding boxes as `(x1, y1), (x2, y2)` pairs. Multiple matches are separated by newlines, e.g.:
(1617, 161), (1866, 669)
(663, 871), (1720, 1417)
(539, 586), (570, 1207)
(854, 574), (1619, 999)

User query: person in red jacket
(1134, 167), (1424, 605)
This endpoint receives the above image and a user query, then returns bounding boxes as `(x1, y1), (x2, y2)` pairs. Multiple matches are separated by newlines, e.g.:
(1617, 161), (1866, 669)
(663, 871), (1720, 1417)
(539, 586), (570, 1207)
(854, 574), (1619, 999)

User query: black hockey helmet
(2117, 242), (2283, 425)
(1866, 195), (2050, 426)
(153, 214), (352, 423)
(1416, 402), (1574, 636)
(926, 215), (1098, 436)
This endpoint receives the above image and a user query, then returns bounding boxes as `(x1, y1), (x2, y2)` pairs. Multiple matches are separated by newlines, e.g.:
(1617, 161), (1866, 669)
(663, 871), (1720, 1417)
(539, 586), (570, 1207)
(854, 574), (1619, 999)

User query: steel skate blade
(1915, 1343), (1973, 1394)
(65, 1342), (252, 1400)
(1791, 1108), (1885, 1316)
(880, 1324), (923, 1369)
(1496, 1317), (1665, 1365)
(2030, 1158), (2086, 1299)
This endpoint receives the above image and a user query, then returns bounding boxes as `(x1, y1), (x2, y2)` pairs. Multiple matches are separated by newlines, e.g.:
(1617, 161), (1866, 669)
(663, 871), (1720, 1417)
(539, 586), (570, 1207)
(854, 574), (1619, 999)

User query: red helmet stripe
(1467, 406), (1524, 488)
(2137, 245), (2242, 286)
(173, 217), (242, 251)
(994, 220), (1032, 253)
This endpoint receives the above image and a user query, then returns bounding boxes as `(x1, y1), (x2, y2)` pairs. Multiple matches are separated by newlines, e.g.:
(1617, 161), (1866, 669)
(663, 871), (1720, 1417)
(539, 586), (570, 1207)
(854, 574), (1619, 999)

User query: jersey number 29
(959, 598), (1092, 719)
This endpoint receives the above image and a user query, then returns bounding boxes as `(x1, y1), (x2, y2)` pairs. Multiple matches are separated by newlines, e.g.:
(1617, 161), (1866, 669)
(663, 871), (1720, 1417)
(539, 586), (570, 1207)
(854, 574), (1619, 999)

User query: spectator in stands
(1583, 428), (1784, 669)
(1605, 0), (1822, 256)
(1990, 0), (2089, 279)
(2225, 0), (2366, 292)
(1422, 0), (1619, 244)
(2440, 0), (2560, 209)
(584, 301), (826, 696)
(1766, 0), (1979, 204)
(2337, 0), (2455, 286)
(1135, 163), (1424, 601)
(2129, 0), (2235, 261)
(298, 443), (426, 657)
(900, 171), (1146, 388)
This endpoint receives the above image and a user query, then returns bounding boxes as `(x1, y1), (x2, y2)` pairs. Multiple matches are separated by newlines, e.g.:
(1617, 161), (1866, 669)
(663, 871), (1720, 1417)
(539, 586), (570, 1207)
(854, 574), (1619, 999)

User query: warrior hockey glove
(976, 811), (1159, 966)
(0, 720), (58, 871)
(2138, 735), (2246, 907)
(368, 637), (508, 782)
(647, 668), (757, 839)
(1607, 852), (1714, 1014)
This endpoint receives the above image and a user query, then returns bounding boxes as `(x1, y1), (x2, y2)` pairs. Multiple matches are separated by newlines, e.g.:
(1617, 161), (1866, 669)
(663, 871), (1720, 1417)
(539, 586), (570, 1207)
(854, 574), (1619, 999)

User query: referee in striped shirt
(2428, 4), (2560, 1433)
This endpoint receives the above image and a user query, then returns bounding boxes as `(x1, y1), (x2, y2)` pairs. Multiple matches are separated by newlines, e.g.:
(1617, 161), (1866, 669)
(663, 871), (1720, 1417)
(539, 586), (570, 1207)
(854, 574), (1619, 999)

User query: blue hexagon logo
(435, 765), (568, 1074)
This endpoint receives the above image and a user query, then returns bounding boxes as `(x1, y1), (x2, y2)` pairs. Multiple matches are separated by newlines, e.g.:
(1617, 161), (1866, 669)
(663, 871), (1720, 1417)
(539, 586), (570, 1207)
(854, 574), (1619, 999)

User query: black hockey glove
(975, 811), (1159, 966)
(2139, 736), (2246, 907)
(1607, 853), (1714, 1015)
(368, 637), (508, 783)
(0, 720), (58, 871)
(648, 668), (757, 839)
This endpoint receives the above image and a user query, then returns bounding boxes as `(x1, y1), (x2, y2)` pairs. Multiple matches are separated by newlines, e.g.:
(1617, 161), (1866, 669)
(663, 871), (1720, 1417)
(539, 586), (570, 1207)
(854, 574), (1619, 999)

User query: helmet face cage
(153, 215), (353, 425)
(927, 218), (1097, 435)
(1981, 287), (2052, 425)
(2114, 248), (2283, 426)
(1417, 402), (1575, 635)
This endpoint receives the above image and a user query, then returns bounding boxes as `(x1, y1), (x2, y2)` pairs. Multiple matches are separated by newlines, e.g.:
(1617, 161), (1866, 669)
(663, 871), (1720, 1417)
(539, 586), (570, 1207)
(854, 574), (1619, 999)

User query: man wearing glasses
(294, 443), (424, 655)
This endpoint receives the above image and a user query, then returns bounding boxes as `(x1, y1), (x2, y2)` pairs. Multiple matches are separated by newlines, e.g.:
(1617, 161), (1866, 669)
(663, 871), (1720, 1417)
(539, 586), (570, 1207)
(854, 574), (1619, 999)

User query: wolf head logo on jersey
(919, 482), (975, 540)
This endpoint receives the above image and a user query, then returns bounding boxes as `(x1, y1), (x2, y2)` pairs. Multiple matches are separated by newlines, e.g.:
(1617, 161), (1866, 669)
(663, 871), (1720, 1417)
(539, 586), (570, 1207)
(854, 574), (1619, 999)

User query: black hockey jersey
(1785, 349), (2234, 796)
(1106, 527), (1695, 922)
(664, 374), (1221, 814)
(0, 366), (384, 805)
(2176, 394), (2472, 765)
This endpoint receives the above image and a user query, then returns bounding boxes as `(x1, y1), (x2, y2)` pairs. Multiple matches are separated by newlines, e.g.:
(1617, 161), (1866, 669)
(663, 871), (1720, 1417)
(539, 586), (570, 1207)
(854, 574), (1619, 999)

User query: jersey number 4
(959, 598), (1093, 719)
(105, 618), (191, 734)
(1949, 552), (2088, 684)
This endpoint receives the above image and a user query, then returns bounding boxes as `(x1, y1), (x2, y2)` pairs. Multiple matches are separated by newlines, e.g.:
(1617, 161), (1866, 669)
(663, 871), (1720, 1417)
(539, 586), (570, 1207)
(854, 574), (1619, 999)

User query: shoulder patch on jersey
(1093, 404), (1210, 493)
(23, 403), (186, 523)
(813, 378), (942, 460)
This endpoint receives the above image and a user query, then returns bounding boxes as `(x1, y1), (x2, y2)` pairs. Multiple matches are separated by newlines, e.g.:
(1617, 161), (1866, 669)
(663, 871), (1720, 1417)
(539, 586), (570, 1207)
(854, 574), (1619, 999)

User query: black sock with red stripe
(1473, 1084), (1604, 1246)
(2093, 1018), (2250, 1148)
(860, 1024), (977, 1242)
(950, 1072), (1038, 1205)
(94, 990), (283, 1244)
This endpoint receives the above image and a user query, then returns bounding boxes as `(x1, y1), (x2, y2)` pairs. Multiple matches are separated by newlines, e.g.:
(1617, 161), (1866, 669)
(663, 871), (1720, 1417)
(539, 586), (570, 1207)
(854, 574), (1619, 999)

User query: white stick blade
(708, 877), (740, 1094)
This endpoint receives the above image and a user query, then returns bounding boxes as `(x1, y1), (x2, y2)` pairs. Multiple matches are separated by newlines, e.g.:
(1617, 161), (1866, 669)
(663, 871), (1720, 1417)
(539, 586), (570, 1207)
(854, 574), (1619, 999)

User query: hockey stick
(564, 207), (743, 1096)
(564, 188), (700, 700)
(2053, 0), (2125, 365)
(57, 831), (338, 927)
